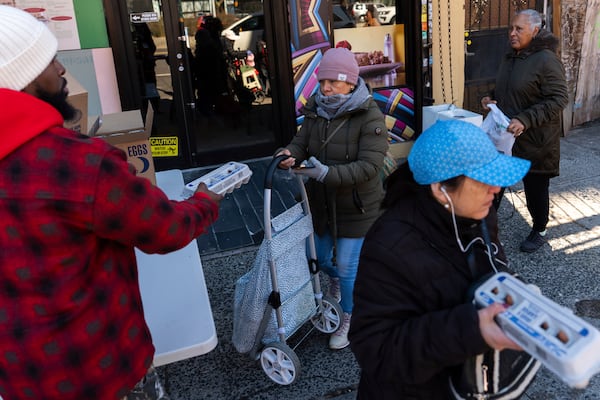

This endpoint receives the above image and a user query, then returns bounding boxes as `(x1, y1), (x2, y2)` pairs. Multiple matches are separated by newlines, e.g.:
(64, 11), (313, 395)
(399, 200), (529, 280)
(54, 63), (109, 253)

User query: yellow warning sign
(150, 136), (178, 157)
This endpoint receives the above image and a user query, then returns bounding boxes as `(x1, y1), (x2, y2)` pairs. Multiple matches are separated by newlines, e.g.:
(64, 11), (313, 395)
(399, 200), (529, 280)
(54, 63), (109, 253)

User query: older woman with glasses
(481, 9), (568, 253)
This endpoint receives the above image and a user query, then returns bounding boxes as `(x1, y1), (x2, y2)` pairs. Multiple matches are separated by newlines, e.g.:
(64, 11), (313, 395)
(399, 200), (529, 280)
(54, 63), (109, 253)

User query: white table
(135, 169), (218, 366)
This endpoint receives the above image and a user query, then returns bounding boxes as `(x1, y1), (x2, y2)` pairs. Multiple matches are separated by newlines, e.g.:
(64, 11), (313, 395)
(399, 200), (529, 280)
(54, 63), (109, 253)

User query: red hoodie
(0, 89), (219, 399)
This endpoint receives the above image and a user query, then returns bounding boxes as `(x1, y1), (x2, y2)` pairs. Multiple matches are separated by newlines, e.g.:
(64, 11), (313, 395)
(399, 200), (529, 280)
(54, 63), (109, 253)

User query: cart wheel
(311, 295), (343, 333)
(253, 91), (265, 104)
(260, 342), (301, 385)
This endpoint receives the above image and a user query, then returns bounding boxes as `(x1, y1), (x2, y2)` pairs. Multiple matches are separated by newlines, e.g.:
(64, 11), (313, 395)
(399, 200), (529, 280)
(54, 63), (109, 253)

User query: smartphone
(292, 161), (315, 169)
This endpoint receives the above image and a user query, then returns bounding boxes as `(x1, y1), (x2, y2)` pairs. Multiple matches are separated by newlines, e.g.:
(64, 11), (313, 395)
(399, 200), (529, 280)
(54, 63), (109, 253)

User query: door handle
(464, 41), (475, 57)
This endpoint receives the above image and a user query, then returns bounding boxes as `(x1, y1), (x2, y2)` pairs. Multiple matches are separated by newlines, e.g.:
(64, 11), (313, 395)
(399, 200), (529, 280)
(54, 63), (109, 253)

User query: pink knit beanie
(316, 47), (359, 85)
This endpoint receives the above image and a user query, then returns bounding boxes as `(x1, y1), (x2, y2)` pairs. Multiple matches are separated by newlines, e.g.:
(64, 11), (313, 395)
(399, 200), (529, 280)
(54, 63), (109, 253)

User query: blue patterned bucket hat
(408, 119), (530, 186)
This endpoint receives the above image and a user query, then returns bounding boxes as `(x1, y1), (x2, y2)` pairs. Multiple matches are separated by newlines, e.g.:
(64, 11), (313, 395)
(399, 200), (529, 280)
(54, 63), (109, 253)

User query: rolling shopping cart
(232, 155), (343, 385)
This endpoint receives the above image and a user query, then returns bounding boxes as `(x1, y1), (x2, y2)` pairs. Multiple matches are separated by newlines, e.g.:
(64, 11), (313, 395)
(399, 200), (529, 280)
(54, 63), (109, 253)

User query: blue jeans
(315, 232), (364, 314)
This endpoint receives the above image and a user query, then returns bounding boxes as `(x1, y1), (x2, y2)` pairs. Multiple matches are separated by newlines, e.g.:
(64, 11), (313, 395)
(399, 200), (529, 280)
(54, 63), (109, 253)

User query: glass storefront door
(127, 0), (278, 169)
(185, 1), (278, 166)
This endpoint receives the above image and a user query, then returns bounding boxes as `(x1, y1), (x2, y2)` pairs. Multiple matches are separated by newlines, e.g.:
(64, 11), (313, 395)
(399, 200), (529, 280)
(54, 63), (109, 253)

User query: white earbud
(440, 185), (450, 199)
(440, 186), (451, 209)
(439, 184), (501, 271)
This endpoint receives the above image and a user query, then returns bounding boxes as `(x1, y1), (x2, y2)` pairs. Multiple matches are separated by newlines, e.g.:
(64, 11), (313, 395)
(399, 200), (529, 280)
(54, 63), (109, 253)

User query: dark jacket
(492, 29), (568, 176)
(349, 164), (509, 399)
(285, 90), (388, 238)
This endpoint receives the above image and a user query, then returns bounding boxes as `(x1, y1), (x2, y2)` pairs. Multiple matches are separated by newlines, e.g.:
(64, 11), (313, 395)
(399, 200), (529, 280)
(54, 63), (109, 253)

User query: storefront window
(333, 2), (415, 143)
(333, 1), (405, 90)
(124, 0), (278, 166)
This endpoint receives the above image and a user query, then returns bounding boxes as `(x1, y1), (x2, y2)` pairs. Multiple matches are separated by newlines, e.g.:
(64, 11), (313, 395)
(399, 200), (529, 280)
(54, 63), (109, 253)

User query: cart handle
(264, 155), (291, 190)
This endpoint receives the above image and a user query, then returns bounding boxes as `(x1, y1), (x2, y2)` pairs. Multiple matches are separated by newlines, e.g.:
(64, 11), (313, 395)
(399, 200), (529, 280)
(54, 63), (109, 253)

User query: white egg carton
(182, 161), (252, 198)
(475, 272), (600, 389)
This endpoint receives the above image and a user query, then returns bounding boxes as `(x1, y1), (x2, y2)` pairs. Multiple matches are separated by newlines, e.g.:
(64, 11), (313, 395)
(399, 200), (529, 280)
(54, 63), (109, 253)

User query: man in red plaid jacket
(0, 6), (221, 399)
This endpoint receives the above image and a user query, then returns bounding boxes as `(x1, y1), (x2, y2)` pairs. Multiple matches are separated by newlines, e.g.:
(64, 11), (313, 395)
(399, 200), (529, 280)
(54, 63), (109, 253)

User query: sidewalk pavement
(156, 120), (600, 399)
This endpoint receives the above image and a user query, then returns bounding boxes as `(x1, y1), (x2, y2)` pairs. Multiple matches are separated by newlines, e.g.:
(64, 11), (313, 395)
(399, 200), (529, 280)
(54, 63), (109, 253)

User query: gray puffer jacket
(285, 89), (388, 238)
(492, 29), (568, 176)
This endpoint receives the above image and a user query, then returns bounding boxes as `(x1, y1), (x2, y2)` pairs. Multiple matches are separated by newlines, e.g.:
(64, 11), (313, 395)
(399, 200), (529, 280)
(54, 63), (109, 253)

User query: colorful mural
(288, 0), (415, 137)
(289, 0), (330, 124)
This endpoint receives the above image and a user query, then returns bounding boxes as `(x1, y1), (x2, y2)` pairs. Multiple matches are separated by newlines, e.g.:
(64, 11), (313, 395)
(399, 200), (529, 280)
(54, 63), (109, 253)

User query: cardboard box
(423, 104), (483, 131)
(89, 105), (156, 185)
(437, 109), (483, 128)
(63, 71), (88, 134)
(422, 104), (452, 131)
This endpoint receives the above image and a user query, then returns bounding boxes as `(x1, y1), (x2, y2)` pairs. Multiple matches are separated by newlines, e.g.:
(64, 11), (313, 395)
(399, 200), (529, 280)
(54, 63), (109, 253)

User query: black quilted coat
(492, 29), (568, 176)
(349, 164), (510, 399)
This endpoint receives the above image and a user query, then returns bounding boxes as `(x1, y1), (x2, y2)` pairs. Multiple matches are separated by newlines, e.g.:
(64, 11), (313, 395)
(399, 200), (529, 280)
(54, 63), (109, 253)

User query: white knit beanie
(0, 5), (58, 90)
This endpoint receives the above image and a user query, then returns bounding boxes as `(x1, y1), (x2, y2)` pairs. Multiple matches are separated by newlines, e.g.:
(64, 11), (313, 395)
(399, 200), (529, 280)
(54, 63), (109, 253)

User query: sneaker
(520, 230), (546, 253)
(328, 277), (341, 302)
(329, 312), (351, 350)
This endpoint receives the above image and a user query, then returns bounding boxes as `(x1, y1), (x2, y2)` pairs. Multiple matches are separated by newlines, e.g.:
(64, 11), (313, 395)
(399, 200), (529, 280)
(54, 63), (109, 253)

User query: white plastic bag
(481, 104), (515, 155)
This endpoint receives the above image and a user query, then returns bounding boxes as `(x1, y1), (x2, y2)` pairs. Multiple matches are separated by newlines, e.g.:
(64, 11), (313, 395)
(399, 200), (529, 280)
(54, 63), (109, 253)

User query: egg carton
(475, 272), (600, 389)
(182, 162), (252, 198)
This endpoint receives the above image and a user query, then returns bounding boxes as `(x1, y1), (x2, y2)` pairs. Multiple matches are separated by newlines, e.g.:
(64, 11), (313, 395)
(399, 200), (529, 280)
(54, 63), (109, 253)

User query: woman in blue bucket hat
(349, 120), (531, 399)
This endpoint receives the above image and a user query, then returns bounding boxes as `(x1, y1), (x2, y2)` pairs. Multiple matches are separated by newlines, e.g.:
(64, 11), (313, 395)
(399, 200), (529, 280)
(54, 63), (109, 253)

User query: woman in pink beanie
(277, 47), (388, 350)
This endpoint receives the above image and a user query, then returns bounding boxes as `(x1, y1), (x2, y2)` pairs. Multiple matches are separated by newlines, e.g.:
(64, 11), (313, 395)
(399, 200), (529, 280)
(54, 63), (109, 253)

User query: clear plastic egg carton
(182, 162), (252, 198)
(475, 272), (600, 389)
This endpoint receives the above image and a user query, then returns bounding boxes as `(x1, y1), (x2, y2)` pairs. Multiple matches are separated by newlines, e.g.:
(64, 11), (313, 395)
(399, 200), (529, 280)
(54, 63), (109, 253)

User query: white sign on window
(14, 0), (81, 50)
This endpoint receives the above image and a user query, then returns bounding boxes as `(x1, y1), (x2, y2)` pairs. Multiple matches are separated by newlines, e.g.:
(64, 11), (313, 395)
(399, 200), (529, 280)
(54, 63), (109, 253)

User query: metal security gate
(463, 0), (544, 113)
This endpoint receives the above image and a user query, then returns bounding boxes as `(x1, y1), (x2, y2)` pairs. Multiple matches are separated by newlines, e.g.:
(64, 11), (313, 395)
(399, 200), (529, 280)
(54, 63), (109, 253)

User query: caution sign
(150, 137), (178, 157)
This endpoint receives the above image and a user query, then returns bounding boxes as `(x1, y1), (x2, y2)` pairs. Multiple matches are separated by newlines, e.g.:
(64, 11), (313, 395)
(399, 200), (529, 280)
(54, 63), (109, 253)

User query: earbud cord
(479, 217), (500, 273)
(443, 189), (501, 273)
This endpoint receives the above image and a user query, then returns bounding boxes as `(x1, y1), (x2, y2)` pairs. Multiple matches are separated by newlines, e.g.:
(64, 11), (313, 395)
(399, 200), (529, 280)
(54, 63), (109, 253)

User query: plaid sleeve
(91, 147), (219, 254)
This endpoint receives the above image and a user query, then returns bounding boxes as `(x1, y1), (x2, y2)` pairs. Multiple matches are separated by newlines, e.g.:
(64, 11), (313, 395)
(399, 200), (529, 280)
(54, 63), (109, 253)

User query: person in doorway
(349, 120), (531, 399)
(481, 9), (568, 253)
(193, 15), (228, 117)
(0, 6), (222, 400)
(132, 22), (160, 113)
(255, 31), (271, 96)
(365, 4), (381, 27)
(276, 47), (388, 350)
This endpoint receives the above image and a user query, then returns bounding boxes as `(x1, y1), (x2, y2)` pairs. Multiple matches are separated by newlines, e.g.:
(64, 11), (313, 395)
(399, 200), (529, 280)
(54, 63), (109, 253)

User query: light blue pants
(314, 232), (364, 313)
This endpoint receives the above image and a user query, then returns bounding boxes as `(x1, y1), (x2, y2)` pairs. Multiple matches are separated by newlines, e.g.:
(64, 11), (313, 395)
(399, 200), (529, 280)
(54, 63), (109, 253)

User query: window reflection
(333, 1), (404, 89)
(180, 2), (275, 155)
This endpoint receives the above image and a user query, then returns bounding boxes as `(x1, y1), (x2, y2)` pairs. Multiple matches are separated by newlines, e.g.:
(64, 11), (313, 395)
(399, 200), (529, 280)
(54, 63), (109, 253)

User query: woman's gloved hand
(292, 156), (329, 182)
(275, 149), (295, 169)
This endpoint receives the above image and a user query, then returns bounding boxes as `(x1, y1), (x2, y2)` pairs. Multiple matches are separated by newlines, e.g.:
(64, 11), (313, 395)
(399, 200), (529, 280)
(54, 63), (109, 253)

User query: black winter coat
(492, 29), (568, 176)
(349, 164), (509, 399)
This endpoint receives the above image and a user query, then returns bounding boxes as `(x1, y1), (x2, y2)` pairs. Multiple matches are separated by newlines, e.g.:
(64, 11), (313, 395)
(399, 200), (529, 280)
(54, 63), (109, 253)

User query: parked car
(222, 12), (264, 53)
(351, 2), (367, 21)
(224, 6), (356, 51)
(378, 5), (396, 24)
(351, 2), (386, 22)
